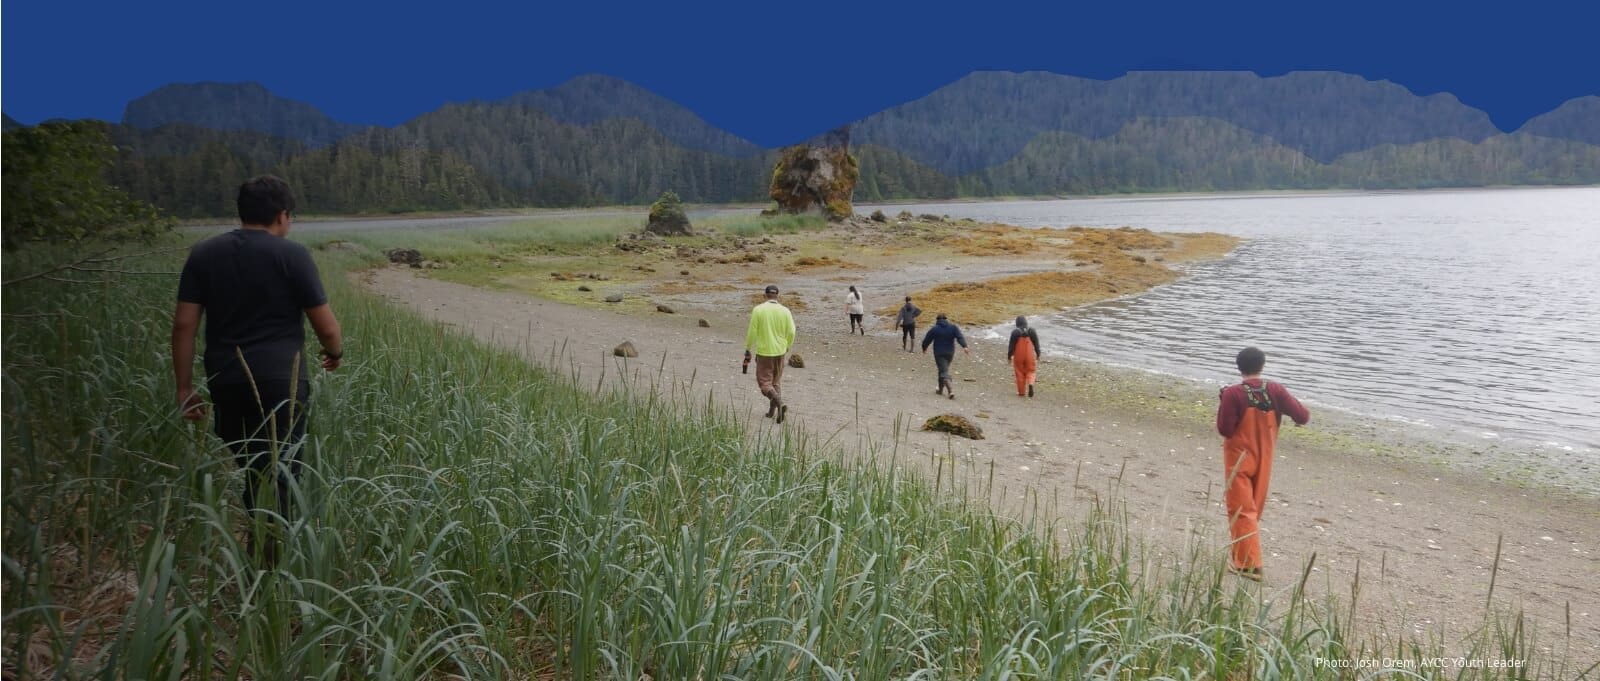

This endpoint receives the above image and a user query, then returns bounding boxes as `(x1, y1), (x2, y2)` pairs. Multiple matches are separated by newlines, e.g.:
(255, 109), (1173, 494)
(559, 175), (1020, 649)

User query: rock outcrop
(769, 126), (858, 221)
(645, 191), (693, 236)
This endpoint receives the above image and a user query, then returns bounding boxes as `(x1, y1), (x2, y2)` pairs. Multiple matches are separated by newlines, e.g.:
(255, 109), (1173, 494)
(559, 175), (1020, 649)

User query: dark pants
(901, 324), (915, 347)
(211, 380), (310, 522)
(934, 353), (954, 387)
(849, 313), (864, 330)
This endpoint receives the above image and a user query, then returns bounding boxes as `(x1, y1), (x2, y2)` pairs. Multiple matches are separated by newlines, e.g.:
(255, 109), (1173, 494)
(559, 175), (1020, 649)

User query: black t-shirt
(177, 229), (327, 386)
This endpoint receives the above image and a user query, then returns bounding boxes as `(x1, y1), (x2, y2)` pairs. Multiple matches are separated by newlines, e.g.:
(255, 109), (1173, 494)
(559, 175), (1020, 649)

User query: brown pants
(755, 354), (785, 407)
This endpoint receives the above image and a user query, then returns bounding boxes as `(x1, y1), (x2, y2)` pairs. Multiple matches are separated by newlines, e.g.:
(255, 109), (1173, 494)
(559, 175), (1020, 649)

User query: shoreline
(176, 185), (1598, 227)
(1006, 344), (1600, 500)
(363, 264), (1600, 661)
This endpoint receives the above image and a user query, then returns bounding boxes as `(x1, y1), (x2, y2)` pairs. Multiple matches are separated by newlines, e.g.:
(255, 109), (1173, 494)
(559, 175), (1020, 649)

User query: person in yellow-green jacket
(745, 284), (797, 423)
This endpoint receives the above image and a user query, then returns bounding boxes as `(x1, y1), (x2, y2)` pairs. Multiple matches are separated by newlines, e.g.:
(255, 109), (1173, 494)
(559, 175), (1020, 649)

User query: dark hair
(237, 175), (297, 226)
(904, 296), (912, 302)
(1236, 347), (1267, 375)
(849, 285), (857, 293)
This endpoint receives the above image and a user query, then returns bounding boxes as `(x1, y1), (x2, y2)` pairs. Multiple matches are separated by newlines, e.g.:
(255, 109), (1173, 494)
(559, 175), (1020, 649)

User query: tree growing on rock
(645, 190), (693, 236)
(769, 126), (859, 221)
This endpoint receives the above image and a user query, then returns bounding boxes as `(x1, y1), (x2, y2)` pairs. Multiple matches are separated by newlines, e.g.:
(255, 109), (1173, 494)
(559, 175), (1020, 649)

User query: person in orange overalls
(1215, 347), (1311, 581)
(1006, 316), (1042, 397)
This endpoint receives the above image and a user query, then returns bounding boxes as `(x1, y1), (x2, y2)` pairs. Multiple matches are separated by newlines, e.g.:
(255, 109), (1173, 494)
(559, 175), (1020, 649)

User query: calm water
(881, 188), (1600, 458)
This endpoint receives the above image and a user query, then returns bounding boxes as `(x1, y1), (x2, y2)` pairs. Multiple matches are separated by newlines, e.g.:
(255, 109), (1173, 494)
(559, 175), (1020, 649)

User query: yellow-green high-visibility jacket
(745, 301), (796, 357)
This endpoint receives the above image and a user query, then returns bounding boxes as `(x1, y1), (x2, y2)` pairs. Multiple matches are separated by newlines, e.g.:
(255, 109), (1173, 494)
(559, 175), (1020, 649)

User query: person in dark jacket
(172, 175), (344, 565)
(895, 296), (922, 351)
(1007, 316), (1042, 397)
(920, 313), (970, 399)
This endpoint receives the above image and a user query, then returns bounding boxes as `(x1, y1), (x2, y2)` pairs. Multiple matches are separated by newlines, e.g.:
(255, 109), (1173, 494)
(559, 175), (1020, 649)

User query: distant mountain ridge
(1517, 96), (1600, 146)
(848, 70), (1504, 173)
(122, 82), (365, 147)
(500, 74), (765, 157)
(80, 72), (1600, 216)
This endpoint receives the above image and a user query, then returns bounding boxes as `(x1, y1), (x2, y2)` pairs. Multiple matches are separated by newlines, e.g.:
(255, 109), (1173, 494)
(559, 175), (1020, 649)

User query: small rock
(697, 319), (711, 328)
(787, 354), (805, 368)
(656, 304), (675, 314)
(384, 248), (423, 266)
(578, 285), (592, 292)
(613, 341), (637, 358)
(679, 270), (690, 276)
(605, 294), (624, 303)
(923, 414), (984, 440)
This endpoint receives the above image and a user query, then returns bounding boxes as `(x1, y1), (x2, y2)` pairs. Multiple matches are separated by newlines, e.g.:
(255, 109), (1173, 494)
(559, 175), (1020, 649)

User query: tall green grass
(295, 216), (642, 264)
(2, 243), (1578, 679)
(707, 213), (827, 237)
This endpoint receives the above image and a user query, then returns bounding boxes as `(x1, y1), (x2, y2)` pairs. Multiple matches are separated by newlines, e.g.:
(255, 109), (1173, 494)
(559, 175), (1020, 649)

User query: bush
(2, 121), (172, 252)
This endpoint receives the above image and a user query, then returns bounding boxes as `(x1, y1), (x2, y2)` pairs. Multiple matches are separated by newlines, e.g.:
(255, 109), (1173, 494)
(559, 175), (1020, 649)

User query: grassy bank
(1, 240), (1576, 679)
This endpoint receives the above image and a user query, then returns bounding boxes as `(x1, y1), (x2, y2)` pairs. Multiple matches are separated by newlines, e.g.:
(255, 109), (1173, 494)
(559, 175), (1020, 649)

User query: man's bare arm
(171, 302), (205, 420)
(305, 304), (343, 370)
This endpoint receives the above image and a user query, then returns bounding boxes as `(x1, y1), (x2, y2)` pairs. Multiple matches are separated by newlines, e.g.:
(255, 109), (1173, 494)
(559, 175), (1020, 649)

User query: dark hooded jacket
(1007, 318), (1041, 360)
(920, 318), (968, 355)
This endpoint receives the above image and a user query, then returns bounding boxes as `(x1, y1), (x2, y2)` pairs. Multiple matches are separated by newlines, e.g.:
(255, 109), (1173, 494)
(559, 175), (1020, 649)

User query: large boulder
(769, 126), (859, 221)
(645, 191), (693, 236)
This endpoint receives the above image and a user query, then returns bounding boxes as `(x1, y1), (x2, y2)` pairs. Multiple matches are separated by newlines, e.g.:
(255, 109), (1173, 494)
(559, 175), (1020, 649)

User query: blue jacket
(920, 319), (968, 355)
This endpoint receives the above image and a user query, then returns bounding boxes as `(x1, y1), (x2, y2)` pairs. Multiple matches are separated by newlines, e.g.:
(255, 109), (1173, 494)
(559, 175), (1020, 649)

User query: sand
(364, 257), (1599, 663)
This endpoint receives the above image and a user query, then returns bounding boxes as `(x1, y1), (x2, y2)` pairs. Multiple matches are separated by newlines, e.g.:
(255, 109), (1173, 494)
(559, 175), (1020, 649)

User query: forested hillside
(32, 72), (1595, 217)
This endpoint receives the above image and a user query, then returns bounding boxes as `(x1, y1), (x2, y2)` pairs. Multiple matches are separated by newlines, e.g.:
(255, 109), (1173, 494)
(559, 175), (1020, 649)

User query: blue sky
(4, 0), (1597, 146)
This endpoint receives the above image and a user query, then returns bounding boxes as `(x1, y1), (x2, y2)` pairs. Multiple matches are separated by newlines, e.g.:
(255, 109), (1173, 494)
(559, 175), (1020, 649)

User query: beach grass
(0, 238), (1579, 679)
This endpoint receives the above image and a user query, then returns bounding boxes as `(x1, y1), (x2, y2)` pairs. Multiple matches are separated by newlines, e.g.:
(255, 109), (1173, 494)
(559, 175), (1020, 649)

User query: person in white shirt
(845, 285), (866, 335)
(844, 284), (870, 335)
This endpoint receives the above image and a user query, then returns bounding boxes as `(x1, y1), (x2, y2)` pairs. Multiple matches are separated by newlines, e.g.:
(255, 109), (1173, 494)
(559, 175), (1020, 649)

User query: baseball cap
(764, 285), (779, 294)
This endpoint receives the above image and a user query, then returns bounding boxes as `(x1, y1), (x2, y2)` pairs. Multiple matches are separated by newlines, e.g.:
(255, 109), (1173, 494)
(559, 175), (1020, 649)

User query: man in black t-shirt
(172, 175), (343, 561)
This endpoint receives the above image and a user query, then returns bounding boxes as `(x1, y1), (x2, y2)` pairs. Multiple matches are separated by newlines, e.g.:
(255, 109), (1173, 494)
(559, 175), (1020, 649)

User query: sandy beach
(361, 225), (1599, 663)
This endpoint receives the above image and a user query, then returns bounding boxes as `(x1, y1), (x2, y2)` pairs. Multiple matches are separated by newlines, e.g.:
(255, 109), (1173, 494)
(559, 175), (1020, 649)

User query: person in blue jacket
(920, 313), (971, 399)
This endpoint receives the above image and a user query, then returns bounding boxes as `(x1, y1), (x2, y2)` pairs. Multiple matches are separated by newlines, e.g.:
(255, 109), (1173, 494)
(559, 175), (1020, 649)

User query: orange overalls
(1223, 399), (1278, 570)
(1012, 336), (1037, 396)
